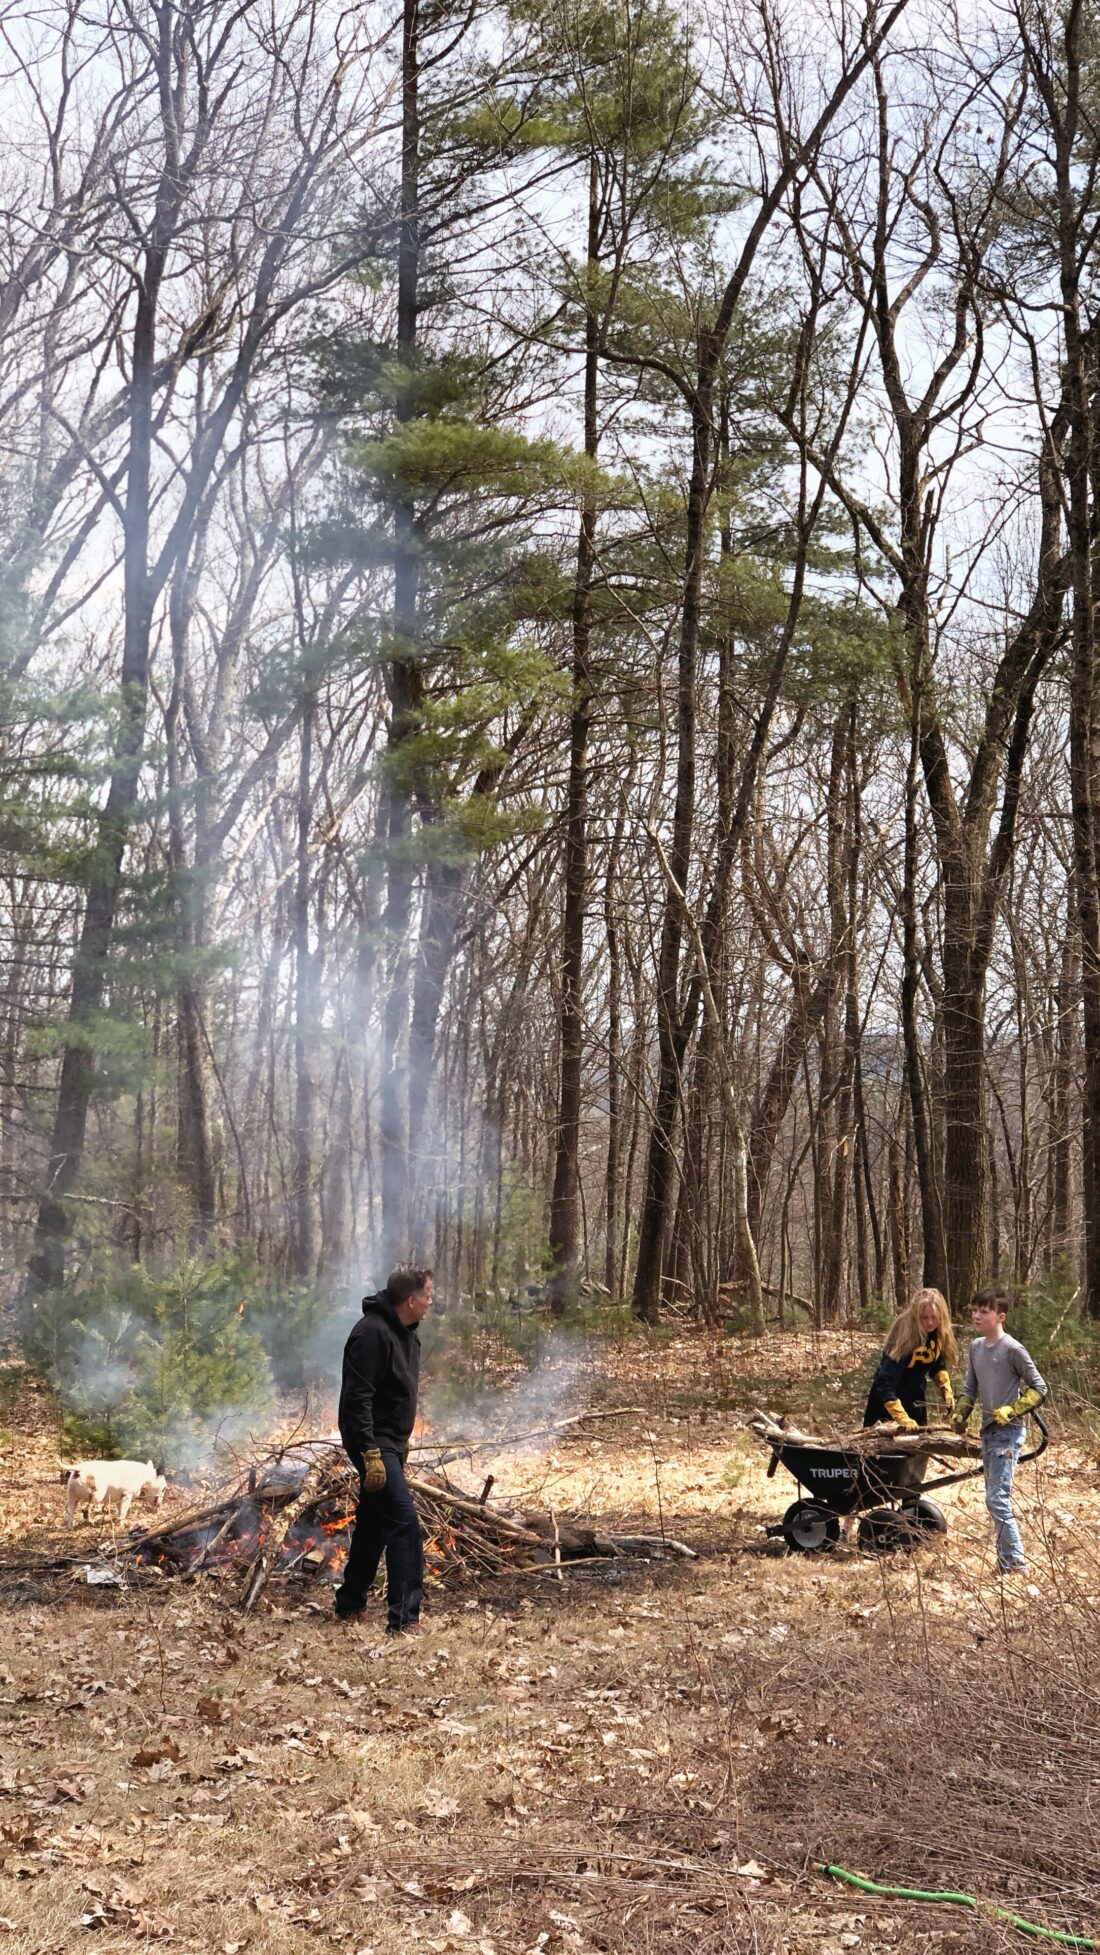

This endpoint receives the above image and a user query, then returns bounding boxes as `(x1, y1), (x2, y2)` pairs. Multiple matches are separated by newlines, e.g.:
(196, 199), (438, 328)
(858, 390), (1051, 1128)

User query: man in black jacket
(334, 1266), (432, 1632)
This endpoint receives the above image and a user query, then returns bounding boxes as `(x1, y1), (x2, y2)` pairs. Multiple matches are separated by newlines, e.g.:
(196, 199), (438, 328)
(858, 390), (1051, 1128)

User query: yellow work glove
(952, 1395), (974, 1433)
(361, 1448), (387, 1492)
(935, 1369), (955, 1414)
(992, 1387), (1042, 1427)
(884, 1398), (919, 1431)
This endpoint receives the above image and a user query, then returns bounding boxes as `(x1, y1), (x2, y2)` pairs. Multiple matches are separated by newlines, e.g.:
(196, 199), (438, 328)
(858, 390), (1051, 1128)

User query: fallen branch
(721, 1279), (816, 1317)
(497, 1556), (611, 1577)
(188, 1509), (239, 1578)
(240, 1460), (327, 1614)
(406, 1474), (547, 1546)
(594, 1533), (697, 1559)
(125, 1497), (239, 1551)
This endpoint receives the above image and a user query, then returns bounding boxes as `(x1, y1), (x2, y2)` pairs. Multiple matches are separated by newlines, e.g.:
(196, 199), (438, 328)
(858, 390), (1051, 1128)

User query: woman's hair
(884, 1286), (958, 1366)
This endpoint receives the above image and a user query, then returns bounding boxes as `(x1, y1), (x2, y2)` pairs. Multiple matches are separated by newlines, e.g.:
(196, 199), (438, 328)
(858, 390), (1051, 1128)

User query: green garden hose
(820, 1862), (1098, 1949)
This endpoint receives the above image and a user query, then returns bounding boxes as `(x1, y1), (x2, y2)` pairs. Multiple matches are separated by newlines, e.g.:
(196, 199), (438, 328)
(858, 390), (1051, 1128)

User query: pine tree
(310, 0), (575, 1268)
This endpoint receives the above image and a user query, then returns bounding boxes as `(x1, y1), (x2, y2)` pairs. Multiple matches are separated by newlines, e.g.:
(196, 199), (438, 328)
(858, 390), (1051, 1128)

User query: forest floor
(2, 1325), (1100, 1955)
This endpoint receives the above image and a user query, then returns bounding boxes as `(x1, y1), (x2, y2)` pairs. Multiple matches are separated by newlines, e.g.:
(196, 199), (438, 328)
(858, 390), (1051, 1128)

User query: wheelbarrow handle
(898, 1408), (1049, 1497)
(1020, 1408), (1048, 1464)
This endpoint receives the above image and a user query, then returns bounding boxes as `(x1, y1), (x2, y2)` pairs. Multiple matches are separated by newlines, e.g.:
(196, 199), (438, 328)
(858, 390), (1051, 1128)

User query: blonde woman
(863, 1288), (958, 1432)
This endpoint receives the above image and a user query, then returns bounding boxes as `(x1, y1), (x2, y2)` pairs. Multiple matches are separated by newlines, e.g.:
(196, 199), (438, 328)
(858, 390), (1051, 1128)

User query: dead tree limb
(405, 1474), (547, 1546)
(239, 1460), (327, 1614)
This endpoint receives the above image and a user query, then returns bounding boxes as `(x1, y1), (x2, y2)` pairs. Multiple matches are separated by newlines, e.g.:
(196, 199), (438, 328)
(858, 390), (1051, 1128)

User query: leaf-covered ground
(3, 1331), (1099, 1955)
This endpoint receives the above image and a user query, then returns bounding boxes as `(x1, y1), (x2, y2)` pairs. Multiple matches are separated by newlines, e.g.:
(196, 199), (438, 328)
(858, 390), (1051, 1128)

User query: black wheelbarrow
(763, 1412), (1049, 1553)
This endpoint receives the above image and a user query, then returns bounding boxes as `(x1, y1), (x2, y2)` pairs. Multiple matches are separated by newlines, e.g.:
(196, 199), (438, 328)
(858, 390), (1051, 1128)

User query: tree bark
(603, 806), (626, 1298)
(548, 156), (601, 1313)
(31, 186), (168, 1285)
(378, 0), (423, 1271)
(290, 688), (319, 1279)
(1040, 2), (1100, 1316)
(632, 365), (711, 1322)
(900, 709), (948, 1292)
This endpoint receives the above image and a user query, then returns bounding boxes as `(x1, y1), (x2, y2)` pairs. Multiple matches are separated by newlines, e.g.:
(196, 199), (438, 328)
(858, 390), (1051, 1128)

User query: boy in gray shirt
(953, 1289), (1047, 1575)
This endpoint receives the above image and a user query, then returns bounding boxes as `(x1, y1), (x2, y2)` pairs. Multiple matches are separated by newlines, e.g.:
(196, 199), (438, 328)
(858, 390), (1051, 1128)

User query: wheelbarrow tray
(766, 1413), (1047, 1514)
(763, 1415), (1048, 1552)
(766, 1438), (925, 1515)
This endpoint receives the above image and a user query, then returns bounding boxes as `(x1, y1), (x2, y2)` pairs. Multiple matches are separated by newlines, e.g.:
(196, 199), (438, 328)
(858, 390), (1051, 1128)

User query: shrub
(244, 1279), (356, 1397)
(23, 1253), (276, 1469)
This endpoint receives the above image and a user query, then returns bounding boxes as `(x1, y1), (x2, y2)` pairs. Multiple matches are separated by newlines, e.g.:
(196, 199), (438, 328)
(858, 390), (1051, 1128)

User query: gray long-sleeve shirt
(963, 1333), (1048, 1432)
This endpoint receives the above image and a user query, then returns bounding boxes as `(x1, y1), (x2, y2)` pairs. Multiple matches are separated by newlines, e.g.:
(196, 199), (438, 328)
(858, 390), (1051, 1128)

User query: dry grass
(2, 1339), (1100, 1955)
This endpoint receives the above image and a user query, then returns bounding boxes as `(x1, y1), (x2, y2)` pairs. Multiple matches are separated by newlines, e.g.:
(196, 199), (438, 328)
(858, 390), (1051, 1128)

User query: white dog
(65, 1460), (167, 1528)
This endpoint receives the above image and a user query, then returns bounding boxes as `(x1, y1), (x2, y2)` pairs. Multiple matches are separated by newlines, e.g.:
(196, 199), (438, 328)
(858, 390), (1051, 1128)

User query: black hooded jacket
(338, 1290), (421, 1458)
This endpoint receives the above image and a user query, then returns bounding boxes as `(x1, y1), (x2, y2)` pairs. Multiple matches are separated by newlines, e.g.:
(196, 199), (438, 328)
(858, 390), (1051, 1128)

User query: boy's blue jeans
(982, 1424), (1026, 1571)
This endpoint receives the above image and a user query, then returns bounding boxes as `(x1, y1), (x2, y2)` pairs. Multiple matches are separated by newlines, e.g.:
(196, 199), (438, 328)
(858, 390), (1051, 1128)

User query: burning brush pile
(121, 1442), (694, 1613)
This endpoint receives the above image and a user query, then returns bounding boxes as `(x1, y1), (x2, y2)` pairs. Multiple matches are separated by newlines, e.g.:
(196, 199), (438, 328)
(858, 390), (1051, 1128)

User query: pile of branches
(124, 1441), (695, 1614)
(748, 1409), (983, 1459)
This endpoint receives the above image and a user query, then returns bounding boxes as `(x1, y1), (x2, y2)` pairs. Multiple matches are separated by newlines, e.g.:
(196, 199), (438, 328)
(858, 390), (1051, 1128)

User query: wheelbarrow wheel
(781, 1500), (840, 1553)
(857, 1506), (907, 1552)
(859, 1500), (948, 1553)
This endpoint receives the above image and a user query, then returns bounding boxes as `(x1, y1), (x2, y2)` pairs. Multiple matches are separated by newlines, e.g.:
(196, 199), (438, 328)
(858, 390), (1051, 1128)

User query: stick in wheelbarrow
(750, 1410), (981, 1459)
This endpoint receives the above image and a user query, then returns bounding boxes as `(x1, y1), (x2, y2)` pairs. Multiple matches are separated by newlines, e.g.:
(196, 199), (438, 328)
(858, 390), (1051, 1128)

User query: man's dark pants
(335, 1447), (423, 1630)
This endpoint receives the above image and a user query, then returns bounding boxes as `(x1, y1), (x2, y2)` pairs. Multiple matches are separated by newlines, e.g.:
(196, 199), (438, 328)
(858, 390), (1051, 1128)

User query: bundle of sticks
(124, 1441), (695, 1613)
(748, 1408), (983, 1459)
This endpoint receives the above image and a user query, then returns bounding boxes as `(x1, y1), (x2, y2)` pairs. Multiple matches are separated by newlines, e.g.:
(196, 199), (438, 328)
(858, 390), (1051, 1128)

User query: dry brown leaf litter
(1, 1342), (1098, 1955)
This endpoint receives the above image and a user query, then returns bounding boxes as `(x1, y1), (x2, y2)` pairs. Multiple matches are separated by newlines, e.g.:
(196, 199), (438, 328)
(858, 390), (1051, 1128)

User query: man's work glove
(361, 1448), (387, 1493)
(992, 1387), (1043, 1427)
(952, 1396), (974, 1433)
(884, 1398), (919, 1431)
(935, 1369), (955, 1413)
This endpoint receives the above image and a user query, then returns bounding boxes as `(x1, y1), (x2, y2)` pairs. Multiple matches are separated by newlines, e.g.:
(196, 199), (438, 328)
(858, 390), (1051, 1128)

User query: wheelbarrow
(763, 1412), (1049, 1553)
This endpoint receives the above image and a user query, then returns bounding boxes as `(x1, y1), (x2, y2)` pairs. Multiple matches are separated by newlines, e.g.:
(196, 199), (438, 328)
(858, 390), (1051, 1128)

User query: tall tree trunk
(290, 690), (318, 1278)
(548, 156), (601, 1313)
(321, 1047), (353, 1279)
(165, 541), (217, 1239)
(407, 857), (461, 1242)
(378, 0), (423, 1270)
(31, 240), (165, 1286)
(854, 1047), (884, 1300)
(746, 966), (830, 1252)
(1050, 8), (1100, 1315)
(631, 374), (710, 1321)
(603, 806), (625, 1298)
(888, 1118), (910, 1306)
(938, 930), (988, 1306)
(1049, 886), (1077, 1271)
(821, 708), (855, 1321)
(900, 709), (948, 1292)
(1012, 925), (1034, 1282)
